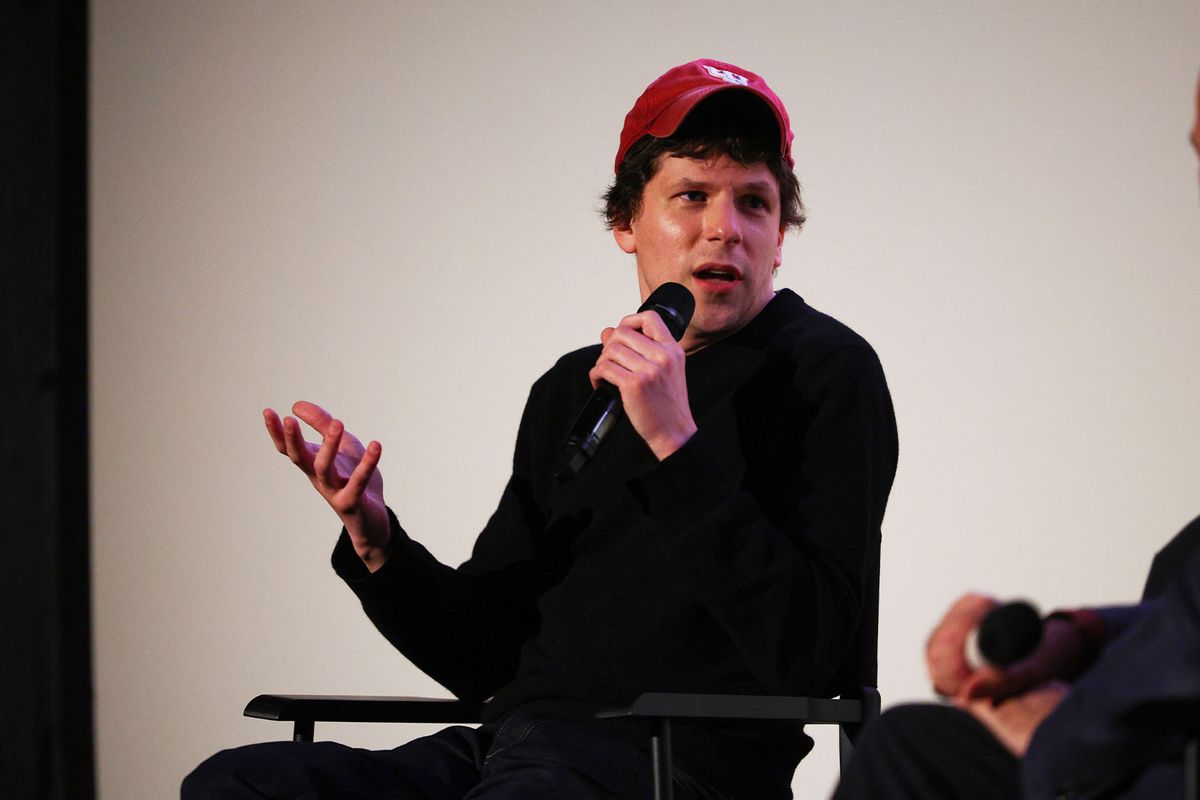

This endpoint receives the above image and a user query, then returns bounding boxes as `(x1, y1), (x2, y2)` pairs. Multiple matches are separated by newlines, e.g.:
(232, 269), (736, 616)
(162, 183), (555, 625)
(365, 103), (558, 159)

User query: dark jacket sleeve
(331, 380), (554, 702)
(628, 343), (898, 695)
(1021, 546), (1200, 799)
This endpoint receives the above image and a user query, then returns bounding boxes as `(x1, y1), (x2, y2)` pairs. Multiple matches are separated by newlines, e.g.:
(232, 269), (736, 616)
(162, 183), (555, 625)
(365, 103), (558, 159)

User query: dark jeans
(832, 703), (1182, 800)
(182, 714), (724, 800)
(833, 704), (1020, 800)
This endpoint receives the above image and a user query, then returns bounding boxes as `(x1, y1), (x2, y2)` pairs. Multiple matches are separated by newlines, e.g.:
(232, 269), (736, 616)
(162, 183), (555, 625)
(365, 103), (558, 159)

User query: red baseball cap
(614, 58), (794, 172)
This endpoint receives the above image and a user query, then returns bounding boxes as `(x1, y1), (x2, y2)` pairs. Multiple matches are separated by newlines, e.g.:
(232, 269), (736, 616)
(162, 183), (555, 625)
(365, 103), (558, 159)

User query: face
(613, 154), (785, 354)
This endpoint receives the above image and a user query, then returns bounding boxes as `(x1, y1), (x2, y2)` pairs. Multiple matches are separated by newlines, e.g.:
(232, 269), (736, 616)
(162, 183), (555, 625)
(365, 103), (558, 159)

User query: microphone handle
(553, 282), (695, 483)
(556, 382), (621, 481)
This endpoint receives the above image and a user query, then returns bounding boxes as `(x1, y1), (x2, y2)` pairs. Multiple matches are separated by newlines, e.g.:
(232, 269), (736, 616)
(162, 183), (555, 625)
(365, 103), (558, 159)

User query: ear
(773, 225), (785, 269)
(613, 222), (637, 255)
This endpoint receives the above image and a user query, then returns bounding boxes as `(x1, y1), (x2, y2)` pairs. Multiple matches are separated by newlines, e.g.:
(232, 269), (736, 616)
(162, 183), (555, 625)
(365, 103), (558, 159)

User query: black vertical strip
(0, 1), (94, 798)
(55, 1), (95, 797)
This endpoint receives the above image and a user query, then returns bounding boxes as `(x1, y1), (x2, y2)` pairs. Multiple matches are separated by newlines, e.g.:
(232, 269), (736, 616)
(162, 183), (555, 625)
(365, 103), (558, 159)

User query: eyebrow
(669, 177), (777, 194)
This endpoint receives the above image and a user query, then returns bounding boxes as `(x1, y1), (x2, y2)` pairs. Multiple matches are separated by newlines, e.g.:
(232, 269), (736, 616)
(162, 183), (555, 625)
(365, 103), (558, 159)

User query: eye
(679, 190), (707, 202)
(740, 194), (769, 211)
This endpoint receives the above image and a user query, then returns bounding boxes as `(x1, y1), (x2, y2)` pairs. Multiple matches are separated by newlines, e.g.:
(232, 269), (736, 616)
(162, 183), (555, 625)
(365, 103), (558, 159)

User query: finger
(263, 408), (287, 454)
(588, 364), (605, 391)
(589, 357), (633, 390)
(613, 309), (674, 342)
(603, 326), (667, 369)
(954, 592), (1000, 622)
(615, 312), (645, 329)
(592, 341), (654, 393)
(282, 416), (317, 474)
(927, 639), (970, 679)
(342, 440), (382, 502)
(632, 309), (675, 344)
(928, 593), (997, 654)
(599, 339), (648, 374)
(960, 668), (1003, 701)
(599, 326), (616, 346)
(928, 655), (971, 697)
(312, 418), (345, 486)
(292, 400), (334, 437)
(965, 663), (1035, 704)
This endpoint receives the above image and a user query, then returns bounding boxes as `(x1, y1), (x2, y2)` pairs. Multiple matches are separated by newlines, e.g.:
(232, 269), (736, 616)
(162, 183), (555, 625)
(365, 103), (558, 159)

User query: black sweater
(333, 289), (898, 797)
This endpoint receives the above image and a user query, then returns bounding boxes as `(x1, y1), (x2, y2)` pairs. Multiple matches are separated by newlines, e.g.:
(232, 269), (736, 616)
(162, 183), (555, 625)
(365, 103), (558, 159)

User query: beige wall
(91, 2), (1200, 797)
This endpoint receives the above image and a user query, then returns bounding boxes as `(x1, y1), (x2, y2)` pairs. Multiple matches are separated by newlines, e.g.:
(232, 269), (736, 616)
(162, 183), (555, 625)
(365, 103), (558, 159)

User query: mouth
(692, 264), (742, 284)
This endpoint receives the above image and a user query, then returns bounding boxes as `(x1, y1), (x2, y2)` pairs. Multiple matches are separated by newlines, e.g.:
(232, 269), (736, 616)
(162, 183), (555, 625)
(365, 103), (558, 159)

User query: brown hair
(602, 90), (805, 232)
(602, 135), (805, 232)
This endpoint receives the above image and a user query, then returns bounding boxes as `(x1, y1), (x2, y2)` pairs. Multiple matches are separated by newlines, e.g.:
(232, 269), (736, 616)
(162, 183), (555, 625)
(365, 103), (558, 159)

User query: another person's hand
(926, 593), (998, 697)
(264, 401), (391, 571)
(589, 310), (696, 460)
(959, 616), (1090, 703)
(962, 681), (1069, 757)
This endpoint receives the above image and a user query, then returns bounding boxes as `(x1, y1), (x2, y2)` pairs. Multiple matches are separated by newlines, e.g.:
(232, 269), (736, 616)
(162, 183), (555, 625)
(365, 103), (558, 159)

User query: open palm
(264, 400), (390, 570)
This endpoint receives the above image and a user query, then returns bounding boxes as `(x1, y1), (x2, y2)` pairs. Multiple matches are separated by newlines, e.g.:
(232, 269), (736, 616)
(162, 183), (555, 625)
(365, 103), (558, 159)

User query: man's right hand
(264, 401), (391, 572)
(589, 310), (697, 461)
(959, 615), (1090, 703)
(963, 681), (1069, 757)
(928, 592), (1093, 706)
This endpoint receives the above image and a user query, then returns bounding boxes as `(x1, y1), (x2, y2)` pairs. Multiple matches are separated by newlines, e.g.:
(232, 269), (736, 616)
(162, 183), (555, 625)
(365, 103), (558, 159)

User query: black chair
(245, 541), (884, 800)
(1188, 736), (1197, 800)
(245, 688), (877, 800)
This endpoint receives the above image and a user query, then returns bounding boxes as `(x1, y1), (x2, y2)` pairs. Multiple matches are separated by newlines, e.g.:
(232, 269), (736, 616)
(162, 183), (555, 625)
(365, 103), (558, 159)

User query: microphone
(554, 282), (695, 483)
(967, 600), (1043, 669)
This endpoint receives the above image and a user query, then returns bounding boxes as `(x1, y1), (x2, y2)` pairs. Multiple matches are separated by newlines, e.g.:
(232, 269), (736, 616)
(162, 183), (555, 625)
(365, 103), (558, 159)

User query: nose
(702, 195), (742, 244)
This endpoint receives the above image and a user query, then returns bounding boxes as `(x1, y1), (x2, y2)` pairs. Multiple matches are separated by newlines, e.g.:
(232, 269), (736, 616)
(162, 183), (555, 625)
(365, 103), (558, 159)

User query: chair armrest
(597, 691), (870, 800)
(596, 692), (862, 724)
(244, 695), (484, 725)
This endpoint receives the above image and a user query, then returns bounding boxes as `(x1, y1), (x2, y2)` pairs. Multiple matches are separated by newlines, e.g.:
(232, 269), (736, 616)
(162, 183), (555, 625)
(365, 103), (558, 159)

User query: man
(833, 77), (1200, 800)
(184, 59), (897, 800)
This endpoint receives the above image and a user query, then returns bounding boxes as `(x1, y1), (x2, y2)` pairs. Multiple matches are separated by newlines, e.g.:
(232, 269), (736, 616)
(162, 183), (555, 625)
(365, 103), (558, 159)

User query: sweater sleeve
(1021, 547), (1200, 799)
(628, 342), (898, 695)
(331, 381), (555, 702)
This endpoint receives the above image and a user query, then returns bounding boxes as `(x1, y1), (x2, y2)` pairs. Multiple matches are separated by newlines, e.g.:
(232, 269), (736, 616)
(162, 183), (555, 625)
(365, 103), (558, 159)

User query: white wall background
(90, 2), (1200, 797)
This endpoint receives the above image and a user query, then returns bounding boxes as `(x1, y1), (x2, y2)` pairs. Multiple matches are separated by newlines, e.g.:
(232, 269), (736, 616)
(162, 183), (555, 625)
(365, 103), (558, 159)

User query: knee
(859, 702), (1006, 767)
(851, 702), (977, 767)
(861, 703), (950, 742)
(181, 742), (297, 799)
(182, 746), (247, 798)
(880, 702), (997, 742)
(181, 749), (227, 798)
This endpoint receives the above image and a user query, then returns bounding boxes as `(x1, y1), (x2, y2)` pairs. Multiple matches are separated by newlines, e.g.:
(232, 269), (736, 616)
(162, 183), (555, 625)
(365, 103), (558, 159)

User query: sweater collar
(689, 288), (804, 358)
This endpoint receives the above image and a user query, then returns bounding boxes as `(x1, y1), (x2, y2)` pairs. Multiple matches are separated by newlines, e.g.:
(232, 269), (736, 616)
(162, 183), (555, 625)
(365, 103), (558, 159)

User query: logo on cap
(702, 65), (749, 87)
(614, 59), (794, 171)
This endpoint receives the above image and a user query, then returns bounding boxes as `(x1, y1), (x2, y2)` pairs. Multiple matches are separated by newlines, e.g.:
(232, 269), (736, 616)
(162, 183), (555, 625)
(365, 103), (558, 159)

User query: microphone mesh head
(977, 601), (1042, 667)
